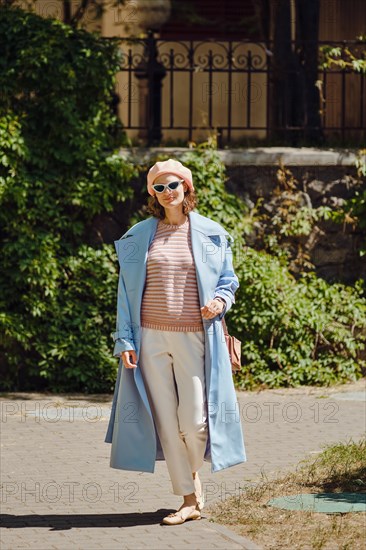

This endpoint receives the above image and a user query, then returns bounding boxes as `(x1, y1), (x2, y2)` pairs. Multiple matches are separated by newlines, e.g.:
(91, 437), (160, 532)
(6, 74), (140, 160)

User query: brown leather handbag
(222, 317), (242, 372)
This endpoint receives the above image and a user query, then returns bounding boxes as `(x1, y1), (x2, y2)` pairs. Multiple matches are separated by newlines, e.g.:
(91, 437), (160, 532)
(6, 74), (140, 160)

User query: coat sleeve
(111, 267), (136, 358)
(214, 234), (239, 321)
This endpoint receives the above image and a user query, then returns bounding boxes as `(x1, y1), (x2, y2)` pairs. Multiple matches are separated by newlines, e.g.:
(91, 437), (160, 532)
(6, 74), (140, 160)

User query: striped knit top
(141, 217), (204, 332)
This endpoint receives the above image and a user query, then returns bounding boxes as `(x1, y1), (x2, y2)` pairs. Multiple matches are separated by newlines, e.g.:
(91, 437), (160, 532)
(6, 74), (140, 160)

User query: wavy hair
(146, 188), (197, 220)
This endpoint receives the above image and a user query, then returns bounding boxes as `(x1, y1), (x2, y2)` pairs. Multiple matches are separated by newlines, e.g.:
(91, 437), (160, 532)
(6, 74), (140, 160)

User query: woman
(104, 159), (247, 526)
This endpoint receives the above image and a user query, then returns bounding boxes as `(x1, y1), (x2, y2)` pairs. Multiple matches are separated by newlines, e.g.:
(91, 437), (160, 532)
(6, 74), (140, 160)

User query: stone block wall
(226, 164), (366, 285)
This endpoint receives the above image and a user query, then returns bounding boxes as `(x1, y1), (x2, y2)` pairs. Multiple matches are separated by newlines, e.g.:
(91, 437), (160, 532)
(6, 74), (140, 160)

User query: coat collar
(120, 210), (231, 241)
(114, 211), (232, 281)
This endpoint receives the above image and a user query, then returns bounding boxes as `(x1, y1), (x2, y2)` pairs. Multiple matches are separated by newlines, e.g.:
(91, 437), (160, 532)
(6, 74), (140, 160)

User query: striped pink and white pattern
(141, 217), (204, 332)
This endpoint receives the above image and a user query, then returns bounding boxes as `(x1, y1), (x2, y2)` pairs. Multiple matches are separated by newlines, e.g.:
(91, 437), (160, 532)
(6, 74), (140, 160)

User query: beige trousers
(139, 327), (208, 496)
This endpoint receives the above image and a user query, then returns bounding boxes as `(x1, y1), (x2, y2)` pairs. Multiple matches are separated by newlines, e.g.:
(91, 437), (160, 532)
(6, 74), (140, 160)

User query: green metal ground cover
(267, 493), (366, 514)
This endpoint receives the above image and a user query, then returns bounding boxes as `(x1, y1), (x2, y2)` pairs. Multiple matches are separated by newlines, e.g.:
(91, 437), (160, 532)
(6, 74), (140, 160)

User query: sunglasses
(152, 179), (184, 194)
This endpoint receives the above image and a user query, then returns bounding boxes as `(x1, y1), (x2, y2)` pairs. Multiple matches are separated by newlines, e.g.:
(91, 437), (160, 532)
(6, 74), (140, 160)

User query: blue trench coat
(104, 210), (247, 474)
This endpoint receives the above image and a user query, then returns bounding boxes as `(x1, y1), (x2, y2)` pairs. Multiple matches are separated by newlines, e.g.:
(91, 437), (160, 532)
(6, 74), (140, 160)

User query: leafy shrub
(247, 162), (335, 273)
(329, 149), (366, 257)
(0, 6), (137, 391)
(231, 248), (366, 389)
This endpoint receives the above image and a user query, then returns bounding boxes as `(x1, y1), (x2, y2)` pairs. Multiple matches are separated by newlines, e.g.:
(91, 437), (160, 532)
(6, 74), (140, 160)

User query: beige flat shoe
(162, 503), (201, 525)
(194, 474), (205, 511)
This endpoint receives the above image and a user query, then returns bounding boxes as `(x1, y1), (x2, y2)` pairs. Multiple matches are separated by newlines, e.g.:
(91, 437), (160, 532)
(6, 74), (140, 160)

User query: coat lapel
(114, 217), (158, 295)
(189, 211), (227, 307)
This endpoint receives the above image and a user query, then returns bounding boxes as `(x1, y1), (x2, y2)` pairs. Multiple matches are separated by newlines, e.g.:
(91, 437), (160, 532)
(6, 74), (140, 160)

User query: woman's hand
(120, 350), (138, 369)
(201, 298), (225, 320)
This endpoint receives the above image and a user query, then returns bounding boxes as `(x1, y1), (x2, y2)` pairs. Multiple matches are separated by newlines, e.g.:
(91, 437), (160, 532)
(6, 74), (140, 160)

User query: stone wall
(226, 164), (366, 285)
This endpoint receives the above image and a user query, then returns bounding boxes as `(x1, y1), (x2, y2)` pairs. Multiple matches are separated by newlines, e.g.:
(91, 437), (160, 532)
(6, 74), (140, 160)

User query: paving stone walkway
(1, 378), (365, 549)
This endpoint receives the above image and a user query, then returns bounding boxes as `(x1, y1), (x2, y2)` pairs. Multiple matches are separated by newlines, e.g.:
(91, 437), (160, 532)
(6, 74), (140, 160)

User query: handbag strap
(221, 316), (229, 336)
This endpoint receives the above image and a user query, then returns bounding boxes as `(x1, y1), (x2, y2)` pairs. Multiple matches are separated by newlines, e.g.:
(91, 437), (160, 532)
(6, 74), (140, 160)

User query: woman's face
(153, 173), (188, 211)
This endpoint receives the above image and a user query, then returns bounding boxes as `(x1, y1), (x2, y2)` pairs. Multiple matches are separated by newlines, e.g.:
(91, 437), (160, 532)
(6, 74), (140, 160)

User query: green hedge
(232, 249), (366, 389)
(0, 6), (137, 392)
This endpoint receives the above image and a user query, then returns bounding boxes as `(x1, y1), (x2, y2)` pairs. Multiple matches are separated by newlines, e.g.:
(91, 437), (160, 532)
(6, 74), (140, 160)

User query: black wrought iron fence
(106, 34), (365, 147)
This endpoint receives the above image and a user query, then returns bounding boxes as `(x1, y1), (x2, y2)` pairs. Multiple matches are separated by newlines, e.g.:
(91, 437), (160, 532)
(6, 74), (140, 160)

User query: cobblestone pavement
(1, 378), (365, 550)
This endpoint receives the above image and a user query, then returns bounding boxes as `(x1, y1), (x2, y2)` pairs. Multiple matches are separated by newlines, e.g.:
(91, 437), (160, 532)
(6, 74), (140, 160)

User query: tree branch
(71, 0), (91, 26)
